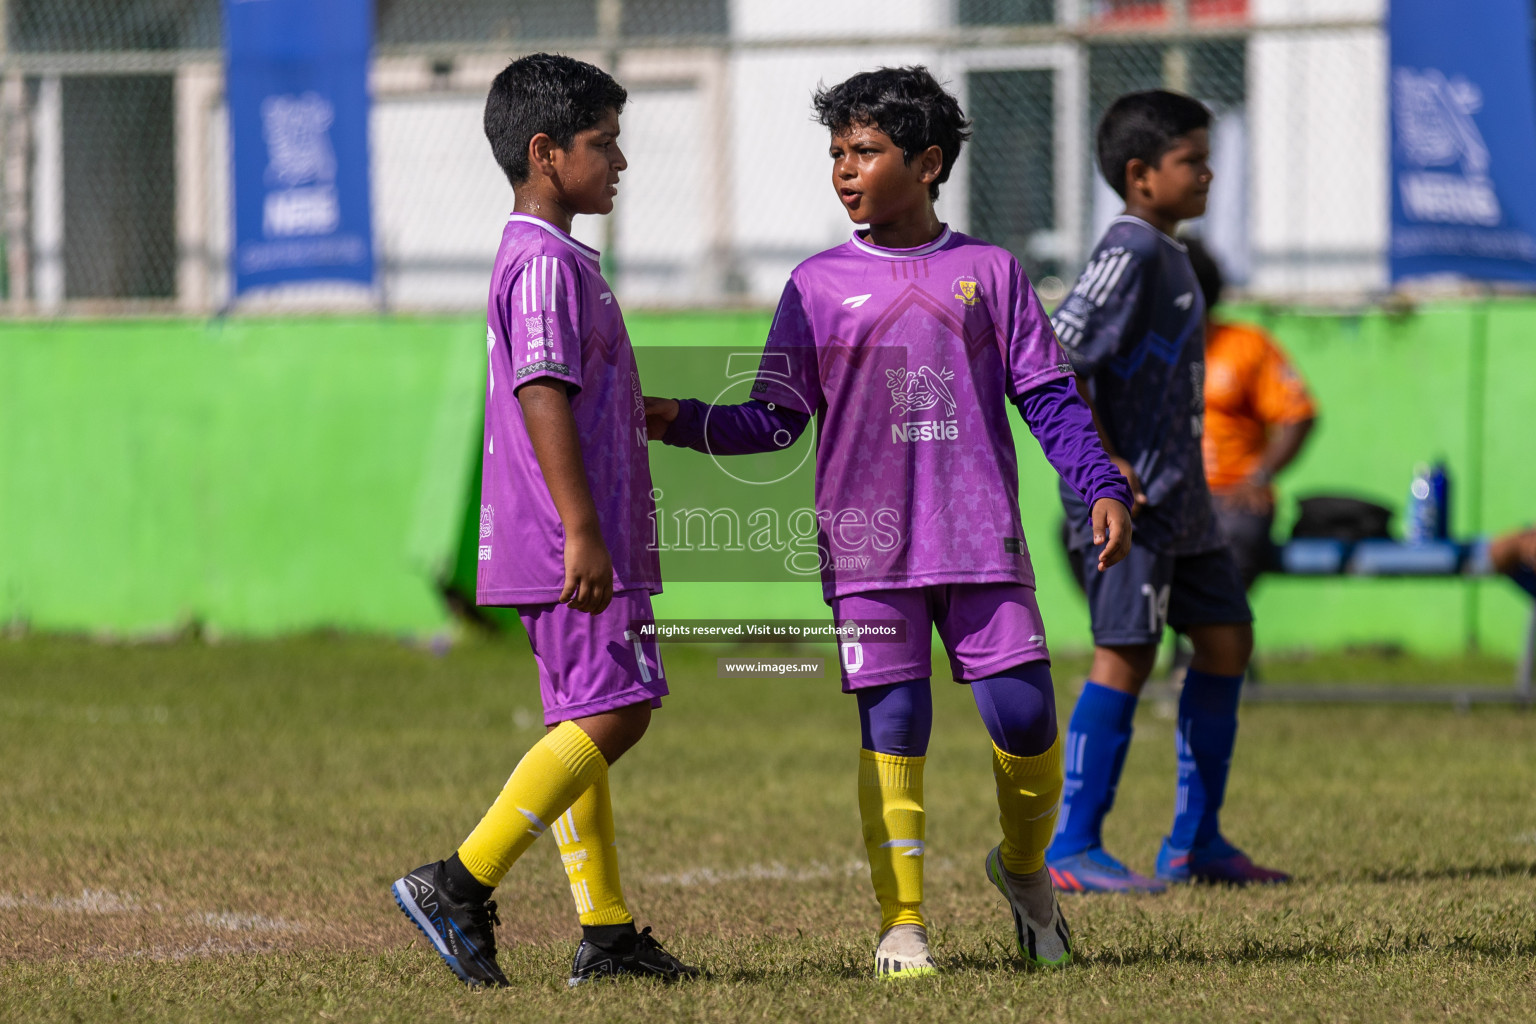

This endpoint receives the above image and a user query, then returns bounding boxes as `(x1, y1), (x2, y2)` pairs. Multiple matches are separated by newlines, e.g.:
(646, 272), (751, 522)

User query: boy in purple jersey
(1044, 91), (1288, 893)
(391, 53), (697, 989)
(646, 68), (1134, 978)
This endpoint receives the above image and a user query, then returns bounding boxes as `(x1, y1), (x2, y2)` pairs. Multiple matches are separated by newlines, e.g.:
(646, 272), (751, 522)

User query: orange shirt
(1202, 320), (1316, 491)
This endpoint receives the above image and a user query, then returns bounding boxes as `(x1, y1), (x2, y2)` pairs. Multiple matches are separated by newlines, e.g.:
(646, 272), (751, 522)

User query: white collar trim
(1111, 214), (1187, 251)
(849, 225), (953, 260)
(507, 213), (602, 263)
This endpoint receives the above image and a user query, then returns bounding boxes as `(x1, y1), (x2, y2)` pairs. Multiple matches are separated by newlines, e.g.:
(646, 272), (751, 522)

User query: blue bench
(1243, 538), (1536, 707)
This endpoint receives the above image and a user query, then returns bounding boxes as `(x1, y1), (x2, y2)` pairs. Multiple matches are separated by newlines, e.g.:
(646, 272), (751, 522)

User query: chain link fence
(0, 0), (1388, 313)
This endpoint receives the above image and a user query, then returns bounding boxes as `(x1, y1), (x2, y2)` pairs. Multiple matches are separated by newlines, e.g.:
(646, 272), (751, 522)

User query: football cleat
(1047, 846), (1167, 894)
(874, 923), (939, 980)
(1156, 836), (1290, 886)
(392, 861), (510, 988)
(986, 846), (1072, 968)
(568, 926), (700, 986)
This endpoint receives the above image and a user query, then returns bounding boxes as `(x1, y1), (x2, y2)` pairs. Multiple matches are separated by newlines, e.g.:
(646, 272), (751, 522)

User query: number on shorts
(840, 639), (865, 675)
(1140, 582), (1171, 635)
(622, 629), (661, 683)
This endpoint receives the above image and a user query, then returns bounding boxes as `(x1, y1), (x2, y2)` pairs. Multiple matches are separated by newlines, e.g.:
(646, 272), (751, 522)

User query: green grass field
(2, 634), (1534, 1023)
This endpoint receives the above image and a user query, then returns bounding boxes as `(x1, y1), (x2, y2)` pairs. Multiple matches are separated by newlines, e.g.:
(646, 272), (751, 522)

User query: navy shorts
(1075, 542), (1253, 647)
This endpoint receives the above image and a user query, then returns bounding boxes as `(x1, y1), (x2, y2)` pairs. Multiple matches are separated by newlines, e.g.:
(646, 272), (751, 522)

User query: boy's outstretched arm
(645, 278), (818, 455)
(1014, 376), (1134, 570)
(518, 380), (613, 614)
(644, 396), (810, 455)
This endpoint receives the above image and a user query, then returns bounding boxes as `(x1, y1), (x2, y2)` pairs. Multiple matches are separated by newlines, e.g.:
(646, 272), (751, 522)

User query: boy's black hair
(1185, 236), (1224, 310)
(812, 66), (972, 201)
(485, 53), (627, 187)
(1096, 90), (1211, 199)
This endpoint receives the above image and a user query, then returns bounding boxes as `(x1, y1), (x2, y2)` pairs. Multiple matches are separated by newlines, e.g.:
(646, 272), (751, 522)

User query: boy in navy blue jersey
(1045, 91), (1288, 891)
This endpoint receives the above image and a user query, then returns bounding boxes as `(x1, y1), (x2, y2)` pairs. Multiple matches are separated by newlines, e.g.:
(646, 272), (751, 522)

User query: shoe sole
(1156, 854), (1291, 887)
(985, 848), (1072, 969)
(1168, 870), (1291, 887)
(876, 965), (938, 981)
(392, 879), (495, 989)
(1049, 861), (1168, 894)
(568, 965), (699, 987)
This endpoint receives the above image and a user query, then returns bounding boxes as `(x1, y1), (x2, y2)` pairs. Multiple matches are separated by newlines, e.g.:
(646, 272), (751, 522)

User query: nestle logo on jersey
(891, 419), (959, 443)
(524, 315), (546, 336)
(886, 364), (959, 443)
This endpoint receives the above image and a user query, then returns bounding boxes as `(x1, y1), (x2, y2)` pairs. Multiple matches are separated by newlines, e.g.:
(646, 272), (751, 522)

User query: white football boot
(985, 845), (1072, 968)
(874, 923), (939, 980)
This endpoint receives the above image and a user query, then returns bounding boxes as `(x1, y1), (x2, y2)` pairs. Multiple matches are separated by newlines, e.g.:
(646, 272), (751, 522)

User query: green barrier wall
(0, 317), (484, 636)
(4, 302), (1533, 652)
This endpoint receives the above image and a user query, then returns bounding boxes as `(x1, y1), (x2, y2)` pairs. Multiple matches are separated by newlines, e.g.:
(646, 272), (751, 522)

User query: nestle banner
(1390, 0), (1536, 284)
(224, 0), (374, 296)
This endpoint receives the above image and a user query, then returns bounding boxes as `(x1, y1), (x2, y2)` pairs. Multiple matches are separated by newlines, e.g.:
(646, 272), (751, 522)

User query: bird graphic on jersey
(886, 365), (957, 417)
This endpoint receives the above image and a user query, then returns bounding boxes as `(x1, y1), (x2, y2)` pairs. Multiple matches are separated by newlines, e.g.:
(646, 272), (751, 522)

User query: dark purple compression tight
(856, 661), (1058, 758)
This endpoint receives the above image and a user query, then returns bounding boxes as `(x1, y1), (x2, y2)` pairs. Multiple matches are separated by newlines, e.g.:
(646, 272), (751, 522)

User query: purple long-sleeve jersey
(665, 227), (1131, 600)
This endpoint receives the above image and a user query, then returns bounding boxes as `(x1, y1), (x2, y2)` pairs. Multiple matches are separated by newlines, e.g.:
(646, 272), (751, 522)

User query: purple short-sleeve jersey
(750, 227), (1074, 600)
(477, 214), (660, 605)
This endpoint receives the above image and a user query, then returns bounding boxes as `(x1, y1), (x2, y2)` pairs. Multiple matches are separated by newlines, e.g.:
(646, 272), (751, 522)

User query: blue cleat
(1046, 847), (1166, 894)
(1156, 836), (1290, 886)
(392, 861), (510, 988)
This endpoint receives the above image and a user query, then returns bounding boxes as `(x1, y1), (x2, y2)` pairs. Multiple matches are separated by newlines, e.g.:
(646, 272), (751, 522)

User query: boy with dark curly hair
(647, 66), (1133, 977)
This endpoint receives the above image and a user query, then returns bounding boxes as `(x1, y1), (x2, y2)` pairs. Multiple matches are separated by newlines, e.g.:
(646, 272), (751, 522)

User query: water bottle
(1429, 461), (1450, 540)
(1406, 463), (1436, 544)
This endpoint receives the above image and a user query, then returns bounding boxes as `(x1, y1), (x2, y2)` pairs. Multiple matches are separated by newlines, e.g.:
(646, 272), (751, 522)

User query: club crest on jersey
(952, 276), (982, 307)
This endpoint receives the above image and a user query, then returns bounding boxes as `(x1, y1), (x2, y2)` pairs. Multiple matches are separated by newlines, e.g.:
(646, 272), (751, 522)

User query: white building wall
(169, 0), (1395, 311)
(725, 0), (951, 301)
(728, 46), (945, 301)
(1252, 0), (1382, 24)
(730, 0), (945, 39)
(1248, 24), (1387, 295)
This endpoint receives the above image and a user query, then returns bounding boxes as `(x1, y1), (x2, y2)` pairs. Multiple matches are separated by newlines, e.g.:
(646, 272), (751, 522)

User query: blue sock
(1046, 681), (1138, 860)
(1168, 669), (1244, 852)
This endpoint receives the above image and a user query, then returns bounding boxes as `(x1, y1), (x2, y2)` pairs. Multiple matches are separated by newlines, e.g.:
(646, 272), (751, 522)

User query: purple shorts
(518, 590), (668, 725)
(829, 583), (1051, 691)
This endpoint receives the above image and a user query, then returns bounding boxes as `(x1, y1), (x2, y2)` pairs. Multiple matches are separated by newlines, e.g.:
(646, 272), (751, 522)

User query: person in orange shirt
(1187, 240), (1316, 590)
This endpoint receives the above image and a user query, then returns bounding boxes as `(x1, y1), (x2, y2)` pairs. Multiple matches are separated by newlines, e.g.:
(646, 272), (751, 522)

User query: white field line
(126, 937), (288, 962)
(0, 889), (302, 933)
(192, 911), (305, 933)
(641, 860), (866, 888)
(642, 855), (974, 889)
(0, 889), (145, 913)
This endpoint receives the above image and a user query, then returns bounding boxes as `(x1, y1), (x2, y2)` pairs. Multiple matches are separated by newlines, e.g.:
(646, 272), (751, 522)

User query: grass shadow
(1360, 860), (1536, 884)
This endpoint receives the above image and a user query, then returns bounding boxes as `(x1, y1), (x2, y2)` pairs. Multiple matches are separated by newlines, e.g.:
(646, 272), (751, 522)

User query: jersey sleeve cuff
(662, 398), (707, 448)
(749, 380), (814, 415)
(1086, 476), (1135, 511)
(512, 361), (581, 394)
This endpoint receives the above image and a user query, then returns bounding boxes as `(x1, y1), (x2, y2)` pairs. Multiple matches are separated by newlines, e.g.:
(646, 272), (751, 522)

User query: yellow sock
(456, 721), (607, 888)
(993, 734), (1064, 875)
(858, 749), (926, 933)
(552, 775), (634, 926)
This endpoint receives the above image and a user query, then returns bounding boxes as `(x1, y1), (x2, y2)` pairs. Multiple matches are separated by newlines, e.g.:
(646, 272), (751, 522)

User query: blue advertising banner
(1390, 0), (1536, 284)
(224, 0), (374, 296)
